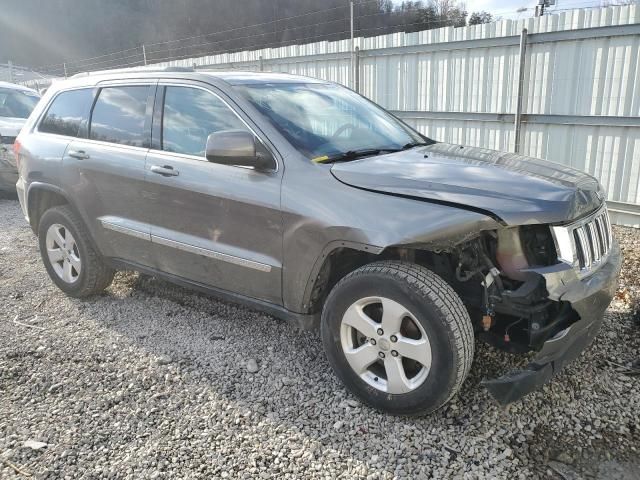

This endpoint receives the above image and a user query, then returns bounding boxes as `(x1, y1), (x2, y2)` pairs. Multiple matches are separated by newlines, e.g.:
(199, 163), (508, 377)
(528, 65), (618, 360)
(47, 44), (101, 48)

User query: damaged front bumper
(483, 242), (622, 405)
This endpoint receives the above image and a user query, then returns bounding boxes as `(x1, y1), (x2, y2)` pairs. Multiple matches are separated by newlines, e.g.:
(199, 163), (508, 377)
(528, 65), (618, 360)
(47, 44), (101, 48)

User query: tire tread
(329, 260), (474, 411)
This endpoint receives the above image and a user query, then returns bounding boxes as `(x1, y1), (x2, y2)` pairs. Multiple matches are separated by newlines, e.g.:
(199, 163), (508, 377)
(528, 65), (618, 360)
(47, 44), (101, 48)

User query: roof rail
(70, 66), (195, 79)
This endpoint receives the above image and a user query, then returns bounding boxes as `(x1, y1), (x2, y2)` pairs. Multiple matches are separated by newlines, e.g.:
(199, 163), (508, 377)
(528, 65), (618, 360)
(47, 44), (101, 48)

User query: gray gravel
(1, 198), (639, 479)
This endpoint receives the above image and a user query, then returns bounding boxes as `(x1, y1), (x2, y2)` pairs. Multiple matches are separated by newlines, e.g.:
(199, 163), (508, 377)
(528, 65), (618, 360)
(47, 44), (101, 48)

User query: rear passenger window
(162, 86), (248, 156)
(90, 86), (149, 147)
(39, 89), (93, 137)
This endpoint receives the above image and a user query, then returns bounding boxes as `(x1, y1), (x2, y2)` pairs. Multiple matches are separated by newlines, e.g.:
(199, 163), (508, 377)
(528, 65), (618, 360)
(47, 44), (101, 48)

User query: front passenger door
(144, 84), (283, 305)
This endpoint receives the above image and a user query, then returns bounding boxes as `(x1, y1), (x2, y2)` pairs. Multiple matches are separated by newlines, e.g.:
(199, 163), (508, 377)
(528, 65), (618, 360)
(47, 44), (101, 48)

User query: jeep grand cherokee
(14, 68), (621, 414)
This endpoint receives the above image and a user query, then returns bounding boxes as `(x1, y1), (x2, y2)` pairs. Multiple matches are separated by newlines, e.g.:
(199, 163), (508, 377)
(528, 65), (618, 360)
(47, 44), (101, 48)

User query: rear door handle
(68, 150), (90, 160)
(150, 165), (179, 177)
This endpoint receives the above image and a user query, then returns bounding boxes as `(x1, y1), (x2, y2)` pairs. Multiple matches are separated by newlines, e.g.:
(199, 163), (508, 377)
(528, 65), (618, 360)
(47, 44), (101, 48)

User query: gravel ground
(1, 197), (639, 479)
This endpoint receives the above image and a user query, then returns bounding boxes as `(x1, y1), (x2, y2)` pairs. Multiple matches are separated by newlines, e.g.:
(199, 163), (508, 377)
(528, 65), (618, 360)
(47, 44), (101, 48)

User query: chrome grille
(552, 206), (613, 276)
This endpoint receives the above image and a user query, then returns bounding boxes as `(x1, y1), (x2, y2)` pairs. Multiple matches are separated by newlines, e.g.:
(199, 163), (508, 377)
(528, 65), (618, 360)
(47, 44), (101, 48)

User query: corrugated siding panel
(520, 123), (640, 205)
(524, 34), (640, 116)
(404, 118), (514, 153)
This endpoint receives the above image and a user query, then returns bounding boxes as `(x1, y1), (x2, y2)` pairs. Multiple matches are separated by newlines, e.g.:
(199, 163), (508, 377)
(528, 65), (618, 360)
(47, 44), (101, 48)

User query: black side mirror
(205, 130), (275, 171)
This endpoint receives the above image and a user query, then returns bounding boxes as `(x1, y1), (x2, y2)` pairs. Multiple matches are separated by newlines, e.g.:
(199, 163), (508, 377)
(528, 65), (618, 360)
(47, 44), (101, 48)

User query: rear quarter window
(39, 88), (94, 137)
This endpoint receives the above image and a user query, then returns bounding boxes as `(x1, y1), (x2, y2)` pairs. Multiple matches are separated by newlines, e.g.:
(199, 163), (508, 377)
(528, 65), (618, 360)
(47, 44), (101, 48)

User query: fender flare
(26, 181), (83, 231)
(300, 239), (384, 311)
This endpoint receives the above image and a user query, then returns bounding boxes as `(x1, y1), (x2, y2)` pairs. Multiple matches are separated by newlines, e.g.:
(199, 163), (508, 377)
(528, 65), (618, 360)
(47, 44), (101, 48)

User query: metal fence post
(259, 55), (264, 72)
(7, 61), (14, 83)
(514, 28), (528, 153)
(142, 44), (148, 66)
(350, 1), (355, 89)
(63, 62), (68, 78)
(354, 47), (360, 93)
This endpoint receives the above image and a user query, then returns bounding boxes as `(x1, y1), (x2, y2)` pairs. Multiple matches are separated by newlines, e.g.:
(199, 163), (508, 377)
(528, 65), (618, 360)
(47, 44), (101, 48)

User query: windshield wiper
(313, 143), (431, 164)
(313, 148), (399, 164)
(401, 141), (432, 150)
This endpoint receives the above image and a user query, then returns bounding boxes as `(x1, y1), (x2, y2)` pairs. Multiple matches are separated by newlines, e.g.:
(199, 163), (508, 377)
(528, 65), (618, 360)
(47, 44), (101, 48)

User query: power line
(145, 17), (351, 59)
(33, 1), (379, 71)
(29, 1), (611, 76)
(144, 1), (371, 48)
(148, 29), (353, 66)
(32, 0), (472, 73)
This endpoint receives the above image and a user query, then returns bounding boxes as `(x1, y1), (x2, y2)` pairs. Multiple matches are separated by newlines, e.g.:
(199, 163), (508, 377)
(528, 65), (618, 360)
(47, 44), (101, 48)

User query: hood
(330, 143), (604, 226)
(0, 117), (27, 138)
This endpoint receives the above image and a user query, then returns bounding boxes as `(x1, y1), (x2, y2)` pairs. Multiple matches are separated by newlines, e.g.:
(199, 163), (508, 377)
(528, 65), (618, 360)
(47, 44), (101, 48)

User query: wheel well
(28, 188), (69, 233)
(307, 246), (459, 314)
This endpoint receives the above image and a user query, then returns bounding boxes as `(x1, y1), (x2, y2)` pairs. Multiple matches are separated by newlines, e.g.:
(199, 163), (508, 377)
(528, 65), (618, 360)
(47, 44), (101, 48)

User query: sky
(398, 0), (607, 19)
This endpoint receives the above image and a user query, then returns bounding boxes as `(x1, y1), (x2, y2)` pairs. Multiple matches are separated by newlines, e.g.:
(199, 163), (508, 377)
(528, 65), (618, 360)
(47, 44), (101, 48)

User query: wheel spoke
(342, 304), (378, 339)
(66, 235), (76, 252)
(395, 337), (431, 369)
(344, 343), (379, 374)
(384, 356), (412, 394)
(47, 248), (64, 263)
(68, 254), (81, 273)
(62, 259), (74, 282)
(380, 298), (407, 334)
(46, 226), (64, 249)
(53, 227), (66, 249)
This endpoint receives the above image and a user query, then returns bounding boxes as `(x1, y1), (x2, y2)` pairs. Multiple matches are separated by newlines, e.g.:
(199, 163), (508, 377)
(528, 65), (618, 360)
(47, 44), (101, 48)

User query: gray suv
(15, 68), (621, 415)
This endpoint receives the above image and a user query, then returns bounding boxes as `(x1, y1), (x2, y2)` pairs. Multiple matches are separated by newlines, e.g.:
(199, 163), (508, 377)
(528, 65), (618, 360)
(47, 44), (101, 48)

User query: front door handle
(150, 165), (179, 177)
(68, 150), (90, 160)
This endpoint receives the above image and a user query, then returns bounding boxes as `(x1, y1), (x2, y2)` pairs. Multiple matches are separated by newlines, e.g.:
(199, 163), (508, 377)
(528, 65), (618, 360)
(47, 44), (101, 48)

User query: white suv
(0, 81), (40, 191)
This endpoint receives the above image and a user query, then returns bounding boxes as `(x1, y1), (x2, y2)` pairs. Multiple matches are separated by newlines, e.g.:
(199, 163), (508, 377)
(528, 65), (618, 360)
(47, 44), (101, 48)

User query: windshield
(236, 82), (431, 161)
(0, 88), (40, 119)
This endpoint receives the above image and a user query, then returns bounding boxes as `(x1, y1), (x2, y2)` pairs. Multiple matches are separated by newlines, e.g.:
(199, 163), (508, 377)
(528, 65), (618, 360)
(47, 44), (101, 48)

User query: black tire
(38, 205), (115, 297)
(321, 261), (474, 415)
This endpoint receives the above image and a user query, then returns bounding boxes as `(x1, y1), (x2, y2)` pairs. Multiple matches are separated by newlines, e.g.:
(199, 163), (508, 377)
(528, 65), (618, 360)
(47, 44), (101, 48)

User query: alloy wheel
(45, 223), (81, 283)
(340, 296), (432, 394)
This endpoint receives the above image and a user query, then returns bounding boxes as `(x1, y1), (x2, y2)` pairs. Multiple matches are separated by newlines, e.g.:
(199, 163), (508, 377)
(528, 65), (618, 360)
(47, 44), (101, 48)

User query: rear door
(28, 87), (95, 192)
(144, 82), (283, 304)
(61, 82), (156, 266)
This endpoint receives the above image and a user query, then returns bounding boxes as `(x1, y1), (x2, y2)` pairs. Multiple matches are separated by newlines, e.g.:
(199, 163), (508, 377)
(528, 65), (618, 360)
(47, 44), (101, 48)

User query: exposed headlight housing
(496, 225), (558, 280)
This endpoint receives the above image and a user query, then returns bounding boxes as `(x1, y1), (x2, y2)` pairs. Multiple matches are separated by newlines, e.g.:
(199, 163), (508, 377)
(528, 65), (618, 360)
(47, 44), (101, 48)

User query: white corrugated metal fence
(139, 6), (640, 225)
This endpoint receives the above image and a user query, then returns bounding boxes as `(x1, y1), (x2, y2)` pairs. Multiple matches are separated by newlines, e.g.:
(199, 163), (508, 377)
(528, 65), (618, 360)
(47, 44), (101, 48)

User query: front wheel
(321, 261), (474, 415)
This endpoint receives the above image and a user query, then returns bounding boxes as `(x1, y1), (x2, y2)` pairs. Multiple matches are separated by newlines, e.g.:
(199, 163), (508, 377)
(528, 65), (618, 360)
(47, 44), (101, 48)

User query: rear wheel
(321, 261), (474, 415)
(38, 206), (114, 297)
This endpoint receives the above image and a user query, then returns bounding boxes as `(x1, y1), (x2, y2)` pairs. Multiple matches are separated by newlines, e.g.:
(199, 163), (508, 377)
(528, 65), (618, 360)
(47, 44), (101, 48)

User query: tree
(468, 11), (493, 25)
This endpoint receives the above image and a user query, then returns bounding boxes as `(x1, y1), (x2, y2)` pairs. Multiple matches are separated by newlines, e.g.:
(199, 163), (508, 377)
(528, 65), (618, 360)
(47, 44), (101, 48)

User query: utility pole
(63, 63), (68, 78)
(535, 0), (555, 17)
(142, 45), (148, 66)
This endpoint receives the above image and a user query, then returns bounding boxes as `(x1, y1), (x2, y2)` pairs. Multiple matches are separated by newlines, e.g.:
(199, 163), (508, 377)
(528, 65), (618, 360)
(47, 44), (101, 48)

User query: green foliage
(469, 11), (493, 25)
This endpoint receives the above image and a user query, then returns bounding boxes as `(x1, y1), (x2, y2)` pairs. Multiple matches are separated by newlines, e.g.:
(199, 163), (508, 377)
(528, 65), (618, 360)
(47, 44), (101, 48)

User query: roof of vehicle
(0, 81), (40, 95)
(66, 67), (328, 87)
(200, 71), (327, 85)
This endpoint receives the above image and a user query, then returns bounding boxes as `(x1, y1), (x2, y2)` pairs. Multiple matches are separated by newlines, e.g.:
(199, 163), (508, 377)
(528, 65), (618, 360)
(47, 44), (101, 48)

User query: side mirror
(205, 130), (275, 171)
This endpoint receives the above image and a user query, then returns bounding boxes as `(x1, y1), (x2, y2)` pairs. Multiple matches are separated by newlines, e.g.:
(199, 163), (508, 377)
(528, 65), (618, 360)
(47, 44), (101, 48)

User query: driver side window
(161, 86), (248, 157)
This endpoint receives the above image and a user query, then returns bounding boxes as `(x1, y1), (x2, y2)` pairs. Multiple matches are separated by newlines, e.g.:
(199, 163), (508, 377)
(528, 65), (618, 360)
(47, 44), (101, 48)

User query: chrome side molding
(100, 219), (271, 273)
